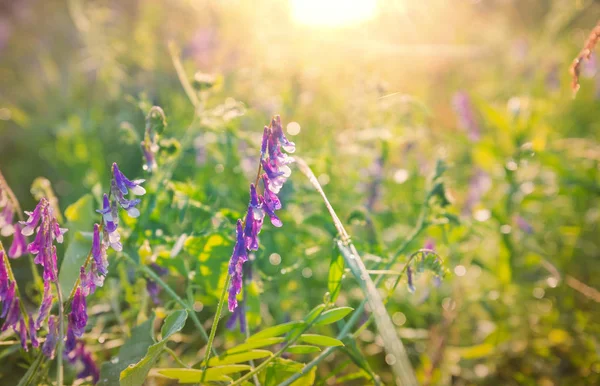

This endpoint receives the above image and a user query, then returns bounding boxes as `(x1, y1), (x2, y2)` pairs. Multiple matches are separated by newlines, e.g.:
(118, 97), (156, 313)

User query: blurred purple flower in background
(463, 169), (491, 215)
(452, 91), (480, 142)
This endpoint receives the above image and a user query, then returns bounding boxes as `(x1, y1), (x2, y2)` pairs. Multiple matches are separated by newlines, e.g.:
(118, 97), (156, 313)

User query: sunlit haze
(290, 0), (377, 27)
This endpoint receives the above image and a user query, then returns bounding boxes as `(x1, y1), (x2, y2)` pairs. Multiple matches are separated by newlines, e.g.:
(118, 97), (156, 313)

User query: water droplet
(385, 354), (396, 365)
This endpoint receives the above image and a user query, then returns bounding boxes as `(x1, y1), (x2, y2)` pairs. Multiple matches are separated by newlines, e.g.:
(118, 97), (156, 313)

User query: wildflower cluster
(65, 163), (145, 364)
(228, 116), (295, 311)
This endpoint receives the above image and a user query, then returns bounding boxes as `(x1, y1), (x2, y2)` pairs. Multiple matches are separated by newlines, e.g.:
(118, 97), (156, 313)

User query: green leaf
(207, 350), (272, 366)
(99, 317), (156, 385)
(161, 310), (188, 339)
(157, 368), (231, 383)
(314, 307), (353, 326)
(120, 310), (188, 386)
(286, 345), (321, 354)
(299, 334), (344, 347)
(328, 253), (345, 303)
(247, 321), (305, 341)
(58, 231), (92, 298)
(226, 338), (285, 354)
(156, 365), (251, 383)
(304, 304), (325, 324)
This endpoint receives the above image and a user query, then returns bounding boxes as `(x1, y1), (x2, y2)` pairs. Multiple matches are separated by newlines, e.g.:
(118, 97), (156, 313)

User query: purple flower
(0, 189), (15, 237)
(146, 280), (160, 305)
(452, 92), (480, 142)
(68, 341), (100, 384)
(112, 163), (146, 196)
(228, 220), (248, 311)
(407, 266), (415, 293)
(424, 238), (435, 251)
(146, 264), (168, 305)
(463, 169), (491, 215)
(270, 116), (296, 154)
(21, 198), (66, 281)
(42, 316), (58, 358)
(91, 224), (108, 276)
(97, 194), (118, 233)
(514, 215), (533, 234)
(0, 251), (10, 300)
(35, 281), (53, 329)
(65, 325), (77, 353)
(243, 184), (264, 250)
(28, 317), (38, 348)
(1, 293), (20, 332)
(80, 266), (97, 297)
(68, 287), (88, 338)
(1, 281), (15, 318)
(226, 301), (246, 333)
(8, 223), (26, 258)
(17, 318), (28, 351)
(77, 344), (100, 384)
(227, 116), (296, 312)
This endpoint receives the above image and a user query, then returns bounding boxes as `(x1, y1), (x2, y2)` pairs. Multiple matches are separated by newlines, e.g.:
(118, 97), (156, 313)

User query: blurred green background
(1, 0), (599, 385)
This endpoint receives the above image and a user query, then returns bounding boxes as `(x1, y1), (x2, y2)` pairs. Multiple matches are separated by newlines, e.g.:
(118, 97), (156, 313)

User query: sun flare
(290, 0), (377, 27)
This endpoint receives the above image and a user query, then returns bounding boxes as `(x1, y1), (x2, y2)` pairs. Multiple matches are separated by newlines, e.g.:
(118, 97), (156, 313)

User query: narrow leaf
(286, 345), (321, 354)
(207, 350), (272, 366)
(299, 334), (344, 347)
(156, 368), (231, 383)
(314, 307), (353, 326)
(247, 321), (305, 341)
(328, 253), (345, 303)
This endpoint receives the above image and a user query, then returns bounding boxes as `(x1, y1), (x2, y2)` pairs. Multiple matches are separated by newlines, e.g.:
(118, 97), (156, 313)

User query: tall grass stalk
(291, 157), (418, 386)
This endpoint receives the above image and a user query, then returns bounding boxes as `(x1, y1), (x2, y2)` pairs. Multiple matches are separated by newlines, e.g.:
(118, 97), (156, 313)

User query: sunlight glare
(291, 0), (377, 27)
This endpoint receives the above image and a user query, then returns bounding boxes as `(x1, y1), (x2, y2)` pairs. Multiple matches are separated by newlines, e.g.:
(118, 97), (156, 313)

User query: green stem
(54, 281), (64, 386)
(202, 275), (230, 373)
(165, 347), (190, 368)
(243, 291), (261, 386)
(123, 252), (217, 356)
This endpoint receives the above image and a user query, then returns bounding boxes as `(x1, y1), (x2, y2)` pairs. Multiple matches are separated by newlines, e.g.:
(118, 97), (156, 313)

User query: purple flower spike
(452, 91), (480, 142)
(112, 163), (146, 196)
(68, 287), (88, 337)
(0, 251), (9, 300)
(80, 266), (96, 297)
(17, 318), (28, 351)
(1, 281), (15, 319)
(43, 316), (58, 358)
(243, 184), (264, 251)
(262, 175), (282, 211)
(260, 126), (269, 158)
(65, 325), (77, 354)
(260, 195), (282, 227)
(271, 115), (295, 153)
(97, 194), (118, 233)
(8, 224), (26, 258)
(76, 343), (100, 384)
(20, 202), (43, 237)
(91, 224), (108, 276)
(424, 238), (436, 251)
(29, 317), (39, 348)
(227, 220), (248, 311)
(146, 280), (160, 304)
(1, 294), (20, 332)
(226, 301), (246, 333)
(35, 281), (53, 329)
